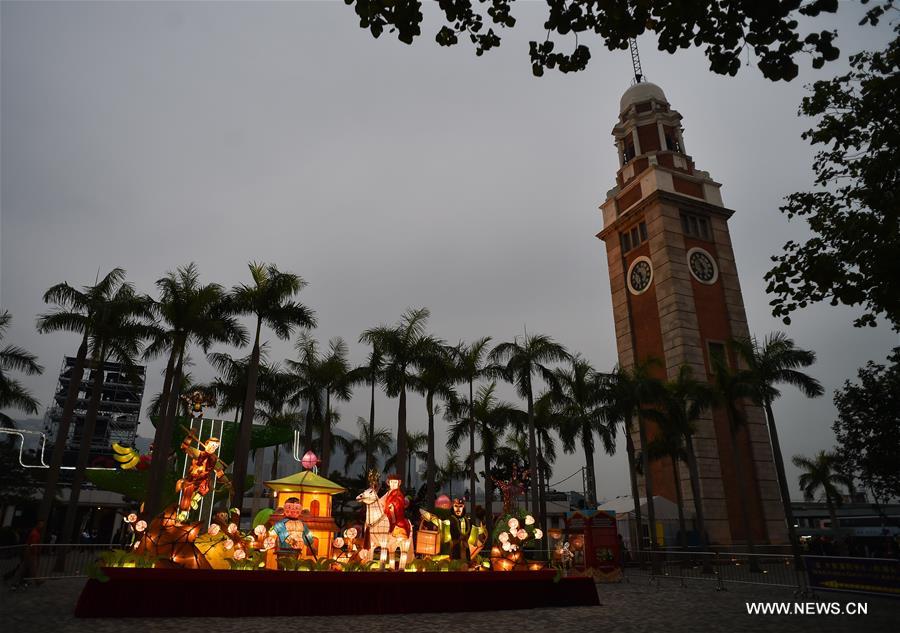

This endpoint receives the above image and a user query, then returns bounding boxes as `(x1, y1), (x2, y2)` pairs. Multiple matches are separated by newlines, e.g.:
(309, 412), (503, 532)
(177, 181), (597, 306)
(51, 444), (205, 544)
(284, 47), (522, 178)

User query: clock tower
(597, 82), (787, 546)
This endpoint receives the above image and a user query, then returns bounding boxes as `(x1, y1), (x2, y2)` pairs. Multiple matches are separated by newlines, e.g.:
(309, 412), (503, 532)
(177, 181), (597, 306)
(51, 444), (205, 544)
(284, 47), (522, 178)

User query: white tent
(598, 496), (693, 550)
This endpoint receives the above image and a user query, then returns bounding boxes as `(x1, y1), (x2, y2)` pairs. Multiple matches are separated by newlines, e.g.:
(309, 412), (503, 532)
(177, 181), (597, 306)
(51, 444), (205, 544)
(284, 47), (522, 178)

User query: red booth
(563, 509), (621, 578)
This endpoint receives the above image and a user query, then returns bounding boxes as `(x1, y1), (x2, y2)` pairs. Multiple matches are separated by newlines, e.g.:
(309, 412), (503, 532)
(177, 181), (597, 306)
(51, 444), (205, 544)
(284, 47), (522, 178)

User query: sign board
(805, 556), (900, 598)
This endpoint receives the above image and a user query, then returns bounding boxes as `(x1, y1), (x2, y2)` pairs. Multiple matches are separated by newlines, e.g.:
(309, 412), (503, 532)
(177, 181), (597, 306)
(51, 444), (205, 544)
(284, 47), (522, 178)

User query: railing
(0, 544), (119, 582)
(626, 549), (808, 593)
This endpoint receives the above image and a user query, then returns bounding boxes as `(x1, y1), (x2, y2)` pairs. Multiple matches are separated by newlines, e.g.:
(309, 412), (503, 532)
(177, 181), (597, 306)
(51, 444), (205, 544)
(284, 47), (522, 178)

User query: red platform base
(75, 568), (599, 617)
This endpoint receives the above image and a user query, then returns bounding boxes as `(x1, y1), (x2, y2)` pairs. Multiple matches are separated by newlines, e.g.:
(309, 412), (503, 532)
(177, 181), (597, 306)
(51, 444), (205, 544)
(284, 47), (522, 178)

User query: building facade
(597, 82), (787, 546)
(46, 356), (146, 469)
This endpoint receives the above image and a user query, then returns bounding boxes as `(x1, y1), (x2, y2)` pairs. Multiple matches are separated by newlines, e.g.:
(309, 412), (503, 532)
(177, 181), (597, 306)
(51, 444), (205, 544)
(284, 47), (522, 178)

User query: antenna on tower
(629, 38), (644, 84)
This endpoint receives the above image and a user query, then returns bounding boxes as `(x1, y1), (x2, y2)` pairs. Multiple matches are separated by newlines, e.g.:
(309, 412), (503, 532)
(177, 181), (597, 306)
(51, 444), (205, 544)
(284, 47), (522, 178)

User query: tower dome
(619, 81), (667, 113)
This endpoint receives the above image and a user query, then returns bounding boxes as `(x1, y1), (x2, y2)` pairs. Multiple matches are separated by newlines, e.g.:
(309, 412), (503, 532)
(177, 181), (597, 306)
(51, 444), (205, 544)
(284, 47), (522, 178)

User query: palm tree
(360, 308), (437, 483)
(0, 311), (44, 428)
(287, 333), (324, 452)
(437, 451), (467, 498)
(709, 353), (762, 564)
(793, 451), (847, 539)
(344, 417), (393, 474)
(732, 333), (823, 564)
(530, 391), (559, 520)
(446, 382), (516, 533)
(489, 334), (569, 532)
(59, 282), (157, 544)
(34, 268), (126, 535)
(255, 366), (302, 481)
(654, 365), (716, 550)
(207, 349), (268, 424)
(230, 262), (316, 515)
(553, 356), (617, 507)
(412, 343), (455, 504)
(142, 263), (248, 518)
(147, 369), (197, 418)
(385, 430), (428, 490)
(359, 345), (384, 474)
(315, 338), (360, 474)
(645, 417), (690, 550)
(451, 337), (492, 515)
(606, 358), (665, 556)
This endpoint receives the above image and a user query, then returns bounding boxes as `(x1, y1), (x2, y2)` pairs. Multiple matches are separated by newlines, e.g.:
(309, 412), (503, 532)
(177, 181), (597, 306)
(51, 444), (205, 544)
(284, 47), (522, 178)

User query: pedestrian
(8, 520), (44, 590)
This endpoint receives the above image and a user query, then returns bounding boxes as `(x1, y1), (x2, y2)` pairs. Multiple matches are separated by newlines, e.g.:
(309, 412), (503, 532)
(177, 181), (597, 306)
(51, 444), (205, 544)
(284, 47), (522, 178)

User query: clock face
(628, 258), (653, 294)
(688, 248), (718, 284)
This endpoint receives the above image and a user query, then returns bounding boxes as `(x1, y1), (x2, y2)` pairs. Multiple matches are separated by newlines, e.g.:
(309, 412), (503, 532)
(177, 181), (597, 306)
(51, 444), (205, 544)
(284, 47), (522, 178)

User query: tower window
(620, 221), (648, 254)
(707, 341), (727, 371)
(680, 212), (711, 240)
(623, 138), (636, 164)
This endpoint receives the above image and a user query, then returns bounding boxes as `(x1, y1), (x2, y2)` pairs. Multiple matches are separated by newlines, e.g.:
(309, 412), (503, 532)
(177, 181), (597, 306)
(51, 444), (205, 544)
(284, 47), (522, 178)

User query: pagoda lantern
(265, 469), (346, 559)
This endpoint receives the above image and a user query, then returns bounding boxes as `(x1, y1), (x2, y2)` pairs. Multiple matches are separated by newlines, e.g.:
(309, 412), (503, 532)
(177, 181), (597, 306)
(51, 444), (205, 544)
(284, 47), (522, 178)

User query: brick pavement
(1, 574), (898, 633)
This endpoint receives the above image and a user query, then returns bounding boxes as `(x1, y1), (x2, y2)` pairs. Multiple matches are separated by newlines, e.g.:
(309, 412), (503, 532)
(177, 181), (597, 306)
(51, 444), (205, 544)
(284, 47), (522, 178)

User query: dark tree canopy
(832, 348), (900, 503)
(766, 21), (900, 330)
(339, 0), (898, 80)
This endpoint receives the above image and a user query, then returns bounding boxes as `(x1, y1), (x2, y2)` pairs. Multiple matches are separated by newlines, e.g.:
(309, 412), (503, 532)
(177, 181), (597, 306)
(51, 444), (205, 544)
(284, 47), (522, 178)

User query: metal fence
(626, 549), (808, 593)
(0, 544), (118, 582)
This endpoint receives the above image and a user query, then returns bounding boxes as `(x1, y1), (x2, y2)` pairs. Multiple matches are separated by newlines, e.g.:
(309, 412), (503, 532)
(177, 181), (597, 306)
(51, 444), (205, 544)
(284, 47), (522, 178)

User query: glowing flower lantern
(301, 450), (319, 470)
(508, 517), (520, 530)
(232, 548), (246, 561)
(525, 515), (535, 526)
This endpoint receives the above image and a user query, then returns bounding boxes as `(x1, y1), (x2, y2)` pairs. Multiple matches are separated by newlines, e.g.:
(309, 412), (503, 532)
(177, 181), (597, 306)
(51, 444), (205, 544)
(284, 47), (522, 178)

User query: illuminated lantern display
(265, 468), (346, 559)
(300, 450), (319, 471)
(563, 509), (621, 576)
(489, 511), (546, 571)
(133, 506), (211, 569)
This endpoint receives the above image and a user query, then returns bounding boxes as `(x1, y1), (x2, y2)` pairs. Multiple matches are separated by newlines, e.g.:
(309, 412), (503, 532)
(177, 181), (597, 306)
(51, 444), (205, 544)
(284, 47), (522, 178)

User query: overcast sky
(2, 1), (897, 502)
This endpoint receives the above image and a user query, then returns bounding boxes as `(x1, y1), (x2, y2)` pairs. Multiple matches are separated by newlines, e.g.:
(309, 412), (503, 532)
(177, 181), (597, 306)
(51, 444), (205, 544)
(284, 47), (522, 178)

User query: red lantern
(301, 451), (319, 470)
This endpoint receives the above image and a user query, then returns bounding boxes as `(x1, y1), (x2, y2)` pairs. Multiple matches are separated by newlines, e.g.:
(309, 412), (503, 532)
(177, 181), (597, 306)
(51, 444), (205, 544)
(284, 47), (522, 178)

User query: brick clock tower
(597, 82), (787, 546)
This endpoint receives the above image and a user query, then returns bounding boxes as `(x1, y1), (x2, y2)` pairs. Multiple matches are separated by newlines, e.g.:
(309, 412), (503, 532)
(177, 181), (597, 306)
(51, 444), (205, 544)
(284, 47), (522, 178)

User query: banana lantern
(112, 442), (145, 470)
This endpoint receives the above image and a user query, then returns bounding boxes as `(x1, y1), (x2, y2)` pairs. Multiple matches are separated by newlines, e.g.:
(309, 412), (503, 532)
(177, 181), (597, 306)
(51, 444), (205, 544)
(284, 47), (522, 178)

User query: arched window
(310, 499), (320, 517)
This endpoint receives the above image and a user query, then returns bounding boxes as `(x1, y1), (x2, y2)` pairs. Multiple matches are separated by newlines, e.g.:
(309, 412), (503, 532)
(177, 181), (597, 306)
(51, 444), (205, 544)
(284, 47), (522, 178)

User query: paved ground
(1, 573), (898, 633)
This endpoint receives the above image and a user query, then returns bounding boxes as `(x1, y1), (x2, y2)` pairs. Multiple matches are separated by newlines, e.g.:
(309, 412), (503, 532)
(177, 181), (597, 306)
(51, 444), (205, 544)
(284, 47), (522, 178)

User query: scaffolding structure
(45, 356), (146, 467)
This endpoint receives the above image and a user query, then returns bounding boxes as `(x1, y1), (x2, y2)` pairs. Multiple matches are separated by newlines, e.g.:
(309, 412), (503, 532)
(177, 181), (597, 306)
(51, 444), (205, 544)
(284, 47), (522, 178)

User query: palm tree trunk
(684, 439), (709, 549)
(233, 319), (262, 518)
(425, 390), (436, 504)
(625, 426), (644, 556)
(526, 388), (541, 531)
(483, 437), (494, 534)
(304, 400), (314, 452)
(537, 433), (548, 542)
(672, 457), (687, 550)
(764, 401), (804, 569)
(637, 410), (658, 552)
(366, 377), (376, 473)
(144, 345), (177, 517)
(251, 446), (268, 520)
(145, 343), (185, 518)
(468, 379), (476, 515)
(60, 356), (105, 544)
(396, 385), (407, 484)
(726, 409), (759, 570)
(582, 425), (597, 506)
(37, 334), (88, 537)
(271, 445), (279, 481)
(321, 390), (332, 474)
